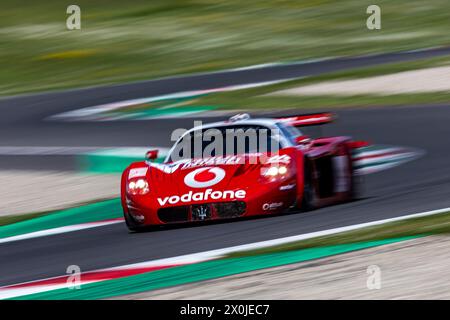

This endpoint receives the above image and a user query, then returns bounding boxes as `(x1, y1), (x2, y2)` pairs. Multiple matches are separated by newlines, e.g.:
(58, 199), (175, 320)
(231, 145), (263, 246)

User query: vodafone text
(157, 189), (246, 206)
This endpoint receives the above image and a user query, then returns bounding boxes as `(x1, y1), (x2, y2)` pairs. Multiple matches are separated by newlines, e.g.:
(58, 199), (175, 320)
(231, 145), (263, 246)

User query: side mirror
(295, 135), (311, 145)
(145, 149), (159, 160)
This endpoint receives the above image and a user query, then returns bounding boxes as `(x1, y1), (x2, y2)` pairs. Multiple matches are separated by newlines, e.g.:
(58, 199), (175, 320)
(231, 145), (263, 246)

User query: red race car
(121, 113), (366, 231)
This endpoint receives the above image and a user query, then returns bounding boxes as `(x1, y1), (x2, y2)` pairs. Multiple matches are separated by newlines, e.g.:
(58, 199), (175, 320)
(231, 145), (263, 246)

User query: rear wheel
(350, 168), (365, 200)
(300, 159), (317, 211)
(347, 146), (365, 200)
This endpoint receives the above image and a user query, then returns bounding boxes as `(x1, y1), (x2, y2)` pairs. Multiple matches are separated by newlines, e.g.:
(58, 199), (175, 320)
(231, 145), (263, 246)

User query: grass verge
(182, 55), (450, 110)
(0, 197), (116, 227)
(1, 0), (450, 96)
(228, 211), (450, 257)
(0, 211), (55, 227)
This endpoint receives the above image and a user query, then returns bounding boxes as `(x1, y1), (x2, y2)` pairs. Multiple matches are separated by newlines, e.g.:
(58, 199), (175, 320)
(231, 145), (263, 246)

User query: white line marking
(86, 147), (169, 158)
(0, 282), (99, 300)
(49, 79), (297, 121)
(353, 146), (424, 175)
(0, 146), (149, 156)
(0, 219), (123, 245)
(0, 146), (168, 157)
(354, 147), (404, 157)
(145, 206), (449, 260)
(354, 152), (417, 166)
(0, 146), (110, 155)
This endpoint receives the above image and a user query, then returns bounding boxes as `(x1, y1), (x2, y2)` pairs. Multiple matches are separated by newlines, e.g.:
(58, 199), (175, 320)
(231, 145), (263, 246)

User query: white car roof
(164, 117), (295, 162)
(185, 118), (280, 133)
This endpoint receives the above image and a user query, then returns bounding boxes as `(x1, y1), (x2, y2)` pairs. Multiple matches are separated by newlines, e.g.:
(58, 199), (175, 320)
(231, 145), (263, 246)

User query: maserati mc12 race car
(121, 113), (367, 231)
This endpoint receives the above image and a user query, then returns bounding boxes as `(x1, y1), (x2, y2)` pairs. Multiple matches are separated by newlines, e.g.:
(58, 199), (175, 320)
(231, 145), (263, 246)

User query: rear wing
(278, 112), (371, 148)
(277, 112), (334, 127)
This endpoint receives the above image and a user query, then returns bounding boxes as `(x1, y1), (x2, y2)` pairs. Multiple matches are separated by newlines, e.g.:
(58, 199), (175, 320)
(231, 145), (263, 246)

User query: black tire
(300, 159), (317, 211)
(348, 145), (365, 200)
(124, 211), (146, 233)
(350, 170), (365, 200)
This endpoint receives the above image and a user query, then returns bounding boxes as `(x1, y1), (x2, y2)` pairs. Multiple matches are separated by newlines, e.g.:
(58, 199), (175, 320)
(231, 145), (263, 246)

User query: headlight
(128, 178), (149, 195)
(261, 165), (288, 177)
(278, 166), (288, 175)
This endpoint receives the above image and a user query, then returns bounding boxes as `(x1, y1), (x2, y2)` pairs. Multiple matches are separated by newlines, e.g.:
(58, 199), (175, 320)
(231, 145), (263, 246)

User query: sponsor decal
(150, 154), (290, 174)
(267, 154), (291, 164)
(262, 202), (283, 210)
(184, 167), (226, 188)
(128, 167), (148, 179)
(279, 183), (296, 191)
(149, 162), (182, 174)
(180, 155), (244, 170)
(149, 156), (244, 174)
(157, 189), (246, 206)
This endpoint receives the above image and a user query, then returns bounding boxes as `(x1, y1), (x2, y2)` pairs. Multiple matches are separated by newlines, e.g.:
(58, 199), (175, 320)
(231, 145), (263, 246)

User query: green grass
(179, 55), (450, 110)
(228, 211), (450, 257)
(0, 211), (54, 227)
(188, 92), (450, 110)
(1, 0), (449, 96)
(0, 197), (116, 227)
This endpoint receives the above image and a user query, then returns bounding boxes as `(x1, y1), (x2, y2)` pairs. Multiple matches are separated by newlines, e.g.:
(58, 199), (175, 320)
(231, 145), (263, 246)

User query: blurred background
(1, 0), (450, 300)
(1, 0), (449, 96)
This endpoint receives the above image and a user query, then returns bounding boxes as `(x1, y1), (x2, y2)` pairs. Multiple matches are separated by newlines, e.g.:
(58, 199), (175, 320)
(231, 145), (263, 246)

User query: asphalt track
(2, 47), (450, 286)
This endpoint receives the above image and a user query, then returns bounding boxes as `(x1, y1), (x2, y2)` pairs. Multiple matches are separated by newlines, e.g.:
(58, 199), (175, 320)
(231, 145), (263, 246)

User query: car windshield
(167, 124), (283, 162)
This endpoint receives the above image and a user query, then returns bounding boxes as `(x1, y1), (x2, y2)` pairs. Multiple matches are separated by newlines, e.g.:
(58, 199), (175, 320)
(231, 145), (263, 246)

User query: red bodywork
(121, 113), (360, 229)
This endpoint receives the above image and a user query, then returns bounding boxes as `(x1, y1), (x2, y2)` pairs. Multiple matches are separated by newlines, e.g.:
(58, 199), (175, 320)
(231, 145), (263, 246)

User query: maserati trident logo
(191, 204), (211, 220)
(184, 167), (225, 188)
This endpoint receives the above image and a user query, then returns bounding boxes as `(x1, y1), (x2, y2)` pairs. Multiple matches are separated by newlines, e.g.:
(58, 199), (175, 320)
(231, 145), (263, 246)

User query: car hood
(124, 150), (296, 203)
(147, 157), (261, 198)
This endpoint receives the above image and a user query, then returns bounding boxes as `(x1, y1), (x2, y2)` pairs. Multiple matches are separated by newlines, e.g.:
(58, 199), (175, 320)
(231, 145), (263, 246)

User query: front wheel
(124, 211), (147, 233)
